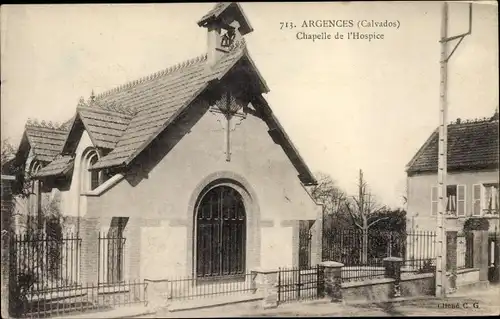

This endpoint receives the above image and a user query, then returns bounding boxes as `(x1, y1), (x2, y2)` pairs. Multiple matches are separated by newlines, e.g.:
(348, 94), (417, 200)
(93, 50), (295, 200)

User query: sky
(1, 2), (498, 208)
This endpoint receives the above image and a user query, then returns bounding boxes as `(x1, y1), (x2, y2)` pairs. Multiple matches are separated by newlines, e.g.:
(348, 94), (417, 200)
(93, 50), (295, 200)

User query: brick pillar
(472, 230), (489, 282)
(79, 218), (100, 284)
(252, 269), (279, 309)
(383, 257), (402, 298)
(446, 231), (457, 294)
(1, 175), (15, 318)
(320, 261), (343, 302)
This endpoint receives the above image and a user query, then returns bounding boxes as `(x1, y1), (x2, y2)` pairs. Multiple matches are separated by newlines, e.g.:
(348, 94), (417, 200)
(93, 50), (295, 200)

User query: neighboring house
(405, 111), (499, 233)
(11, 2), (322, 285)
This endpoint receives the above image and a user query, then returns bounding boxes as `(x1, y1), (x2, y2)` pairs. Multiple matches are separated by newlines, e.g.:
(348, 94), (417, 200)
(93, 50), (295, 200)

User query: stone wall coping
(383, 257), (403, 262)
(400, 272), (434, 281)
(456, 268), (480, 275)
(320, 261), (344, 268)
(251, 268), (278, 274)
(342, 277), (394, 289)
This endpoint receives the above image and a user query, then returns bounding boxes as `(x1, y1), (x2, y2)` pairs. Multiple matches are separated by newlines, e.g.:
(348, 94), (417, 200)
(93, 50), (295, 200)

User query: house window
(195, 185), (246, 278)
(473, 183), (499, 216)
(28, 160), (43, 230)
(99, 217), (128, 285)
(81, 148), (102, 192)
(431, 185), (465, 216)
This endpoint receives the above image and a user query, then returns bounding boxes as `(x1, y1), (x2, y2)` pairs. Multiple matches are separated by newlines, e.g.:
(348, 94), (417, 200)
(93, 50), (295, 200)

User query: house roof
(61, 105), (134, 152)
(406, 117), (499, 175)
(32, 155), (74, 178)
(22, 123), (70, 162)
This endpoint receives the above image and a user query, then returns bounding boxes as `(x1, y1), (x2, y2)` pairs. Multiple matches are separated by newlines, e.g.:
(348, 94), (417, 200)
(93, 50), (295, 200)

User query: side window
(431, 186), (438, 215)
(457, 185), (466, 216)
(81, 148), (101, 192)
(472, 184), (482, 216)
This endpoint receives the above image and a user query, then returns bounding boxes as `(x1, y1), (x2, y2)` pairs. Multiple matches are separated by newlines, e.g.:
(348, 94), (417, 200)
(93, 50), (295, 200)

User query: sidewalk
(145, 284), (500, 317)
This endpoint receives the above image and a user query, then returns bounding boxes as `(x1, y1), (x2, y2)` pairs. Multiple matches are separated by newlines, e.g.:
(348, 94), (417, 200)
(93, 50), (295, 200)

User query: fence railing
(157, 273), (255, 301)
(323, 229), (438, 274)
(12, 280), (148, 319)
(277, 266), (321, 304)
(11, 233), (82, 293)
(98, 232), (126, 286)
(402, 231), (436, 273)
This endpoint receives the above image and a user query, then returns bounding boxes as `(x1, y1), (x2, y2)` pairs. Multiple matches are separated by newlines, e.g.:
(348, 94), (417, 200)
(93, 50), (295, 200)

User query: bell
(221, 29), (236, 48)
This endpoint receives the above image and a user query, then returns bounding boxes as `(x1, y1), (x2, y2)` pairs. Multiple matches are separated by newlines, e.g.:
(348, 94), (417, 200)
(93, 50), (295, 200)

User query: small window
(483, 184), (499, 215)
(81, 148), (102, 192)
(431, 186), (438, 215)
(446, 185), (457, 213)
(89, 156), (99, 191)
(472, 184), (482, 216)
(457, 185), (466, 216)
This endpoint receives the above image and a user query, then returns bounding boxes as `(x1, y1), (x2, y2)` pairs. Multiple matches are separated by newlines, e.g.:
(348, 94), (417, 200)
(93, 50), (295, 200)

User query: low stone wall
(456, 268), (480, 287)
(341, 273), (435, 302)
(342, 278), (394, 302)
(400, 273), (435, 297)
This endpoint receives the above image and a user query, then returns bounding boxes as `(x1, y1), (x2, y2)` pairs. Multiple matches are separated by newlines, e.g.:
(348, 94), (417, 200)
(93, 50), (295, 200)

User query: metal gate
(488, 232), (499, 283)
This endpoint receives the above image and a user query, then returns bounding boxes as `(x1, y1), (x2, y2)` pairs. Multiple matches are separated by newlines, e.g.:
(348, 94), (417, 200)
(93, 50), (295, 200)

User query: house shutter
(457, 185), (466, 216)
(431, 186), (438, 215)
(472, 184), (482, 216)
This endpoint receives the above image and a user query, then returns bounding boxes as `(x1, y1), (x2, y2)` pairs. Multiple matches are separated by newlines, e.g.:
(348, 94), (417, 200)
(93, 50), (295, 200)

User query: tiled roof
(33, 155), (74, 178)
(406, 118), (499, 174)
(198, 3), (231, 25)
(91, 40), (249, 170)
(24, 122), (69, 162)
(75, 106), (133, 149)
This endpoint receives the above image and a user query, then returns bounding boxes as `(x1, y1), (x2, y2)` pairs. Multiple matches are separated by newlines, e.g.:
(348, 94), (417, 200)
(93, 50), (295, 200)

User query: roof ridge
(77, 98), (137, 116)
(450, 116), (498, 125)
(25, 119), (70, 132)
(95, 53), (208, 100)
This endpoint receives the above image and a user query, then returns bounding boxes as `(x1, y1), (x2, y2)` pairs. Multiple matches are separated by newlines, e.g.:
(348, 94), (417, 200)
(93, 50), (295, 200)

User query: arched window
(82, 148), (101, 192)
(195, 185), (246, 278)
(28, 160), (43, 230)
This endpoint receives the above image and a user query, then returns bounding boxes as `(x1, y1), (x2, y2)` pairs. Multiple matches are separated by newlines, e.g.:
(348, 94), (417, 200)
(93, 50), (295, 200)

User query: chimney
(198, 3), (254, 68)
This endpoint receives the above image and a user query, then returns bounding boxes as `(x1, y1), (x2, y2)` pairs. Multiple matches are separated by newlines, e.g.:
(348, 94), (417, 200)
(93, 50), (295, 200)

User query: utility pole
(436, 1), (472, 298)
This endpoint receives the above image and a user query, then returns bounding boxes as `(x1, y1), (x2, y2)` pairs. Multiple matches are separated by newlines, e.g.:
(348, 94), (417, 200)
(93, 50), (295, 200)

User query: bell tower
(197, 2), (253, 67)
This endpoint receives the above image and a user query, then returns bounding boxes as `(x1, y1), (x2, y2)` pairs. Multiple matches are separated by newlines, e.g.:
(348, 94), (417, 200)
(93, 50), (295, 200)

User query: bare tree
(344, 169), (389, 264)
(310, 172), (346, 217)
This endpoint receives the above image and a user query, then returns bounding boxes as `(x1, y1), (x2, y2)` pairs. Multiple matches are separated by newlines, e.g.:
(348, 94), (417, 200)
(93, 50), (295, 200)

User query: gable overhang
(13, 132), (32, 167)
(405, 128), (438, 174)
(216, 50), (270, 95)
(61, 111), (100, 155)
(197, 2), (254, 36)
(252, 94), (317, 186)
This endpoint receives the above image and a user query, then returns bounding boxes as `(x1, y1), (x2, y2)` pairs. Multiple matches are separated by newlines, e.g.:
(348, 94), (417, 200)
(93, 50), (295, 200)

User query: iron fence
(323, 229), (437, 275)
(277, 266), (321, 304)
(11, 232), (82, 293)
(157, 273), (256, 301)
(402, 231), (436, 274)
(11, 280), (148, 318)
